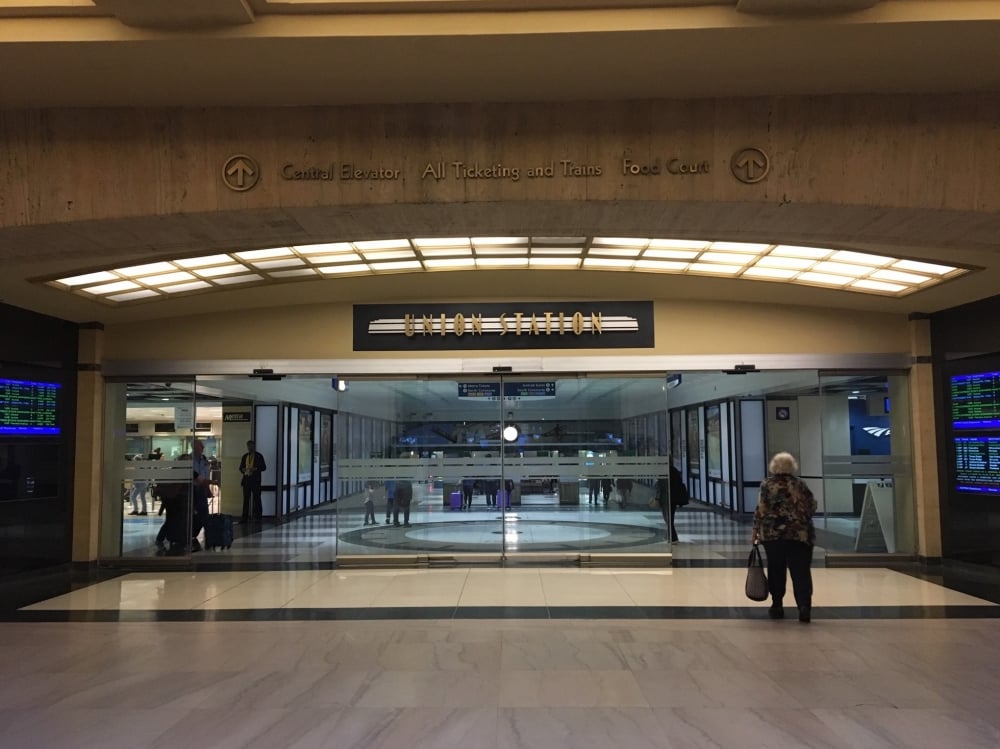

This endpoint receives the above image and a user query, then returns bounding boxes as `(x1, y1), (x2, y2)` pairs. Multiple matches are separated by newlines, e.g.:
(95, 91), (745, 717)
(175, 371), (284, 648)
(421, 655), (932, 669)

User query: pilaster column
(908, 315), (941, 560)
(73, 323), (105, 563)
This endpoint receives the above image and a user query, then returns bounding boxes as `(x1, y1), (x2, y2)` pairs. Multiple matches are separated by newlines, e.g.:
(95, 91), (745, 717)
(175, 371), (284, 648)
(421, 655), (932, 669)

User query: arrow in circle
(736, 152), (766, 181)
(226, 158), (256, 188)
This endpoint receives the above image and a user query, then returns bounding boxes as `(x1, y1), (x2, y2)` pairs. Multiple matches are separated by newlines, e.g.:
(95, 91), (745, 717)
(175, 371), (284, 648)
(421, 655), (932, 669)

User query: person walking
(751, 451), (818, 623)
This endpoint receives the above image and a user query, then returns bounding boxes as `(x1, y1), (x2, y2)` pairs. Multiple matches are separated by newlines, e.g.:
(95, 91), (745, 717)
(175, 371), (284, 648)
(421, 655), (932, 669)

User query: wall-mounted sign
(222, 412), (252, 423)
(354, 301), (654, 351)
(223, 148), (769, 189)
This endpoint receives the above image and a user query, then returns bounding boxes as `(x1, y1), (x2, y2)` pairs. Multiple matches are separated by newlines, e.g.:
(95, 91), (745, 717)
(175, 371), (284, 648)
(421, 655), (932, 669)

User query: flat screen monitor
(0, 378), (61, 436)
(951, 370), (1000, 429)
(954, 435), (1000, 494)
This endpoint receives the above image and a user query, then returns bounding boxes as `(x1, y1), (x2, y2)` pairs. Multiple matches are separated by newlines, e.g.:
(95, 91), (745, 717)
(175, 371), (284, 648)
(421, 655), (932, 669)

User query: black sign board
(195, 422), (213, 432)
(125, 423), (140, 434)
(223, 412), (252, 423)
(354, 301), (654, 351)
(153, 422), (175, 433)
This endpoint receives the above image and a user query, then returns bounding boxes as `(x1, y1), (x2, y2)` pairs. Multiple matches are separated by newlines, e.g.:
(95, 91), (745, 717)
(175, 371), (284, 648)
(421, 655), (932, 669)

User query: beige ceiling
(2, 0), (1000, 324)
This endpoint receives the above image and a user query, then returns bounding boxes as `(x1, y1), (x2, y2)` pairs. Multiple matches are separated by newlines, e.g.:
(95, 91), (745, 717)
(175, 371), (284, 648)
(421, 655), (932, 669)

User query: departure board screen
(0, 378), (61, 436)
(951, 371), (1000, 429)
(954, 436), (1000, 494)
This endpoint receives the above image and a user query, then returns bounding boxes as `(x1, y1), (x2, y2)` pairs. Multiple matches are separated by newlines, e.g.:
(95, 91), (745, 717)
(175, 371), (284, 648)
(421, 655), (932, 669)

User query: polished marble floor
(2, 565), (999, 748)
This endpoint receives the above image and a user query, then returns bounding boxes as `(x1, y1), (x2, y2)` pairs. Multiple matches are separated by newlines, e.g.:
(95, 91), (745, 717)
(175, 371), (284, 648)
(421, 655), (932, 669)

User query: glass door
(100, 380), (197, 561)
(498, 374), (672, 562)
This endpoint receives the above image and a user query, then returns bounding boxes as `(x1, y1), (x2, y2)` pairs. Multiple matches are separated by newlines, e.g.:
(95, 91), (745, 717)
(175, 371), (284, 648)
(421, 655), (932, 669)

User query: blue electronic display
(951, 371), (1000, 429)
(0, 378), (61, 436)
(954, 435), (1000, 494)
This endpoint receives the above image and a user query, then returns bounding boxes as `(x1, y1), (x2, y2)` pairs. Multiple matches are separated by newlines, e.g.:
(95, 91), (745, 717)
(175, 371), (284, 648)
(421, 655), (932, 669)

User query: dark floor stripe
(4, 604), (997, 623)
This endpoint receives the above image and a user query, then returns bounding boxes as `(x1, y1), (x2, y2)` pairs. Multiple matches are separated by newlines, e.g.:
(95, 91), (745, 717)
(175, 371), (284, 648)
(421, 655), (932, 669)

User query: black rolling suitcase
(204, 514), (234, 550)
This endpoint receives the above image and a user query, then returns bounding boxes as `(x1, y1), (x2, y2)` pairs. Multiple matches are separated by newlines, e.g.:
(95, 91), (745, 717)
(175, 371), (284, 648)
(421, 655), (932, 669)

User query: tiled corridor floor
(2, 566), (999, 747)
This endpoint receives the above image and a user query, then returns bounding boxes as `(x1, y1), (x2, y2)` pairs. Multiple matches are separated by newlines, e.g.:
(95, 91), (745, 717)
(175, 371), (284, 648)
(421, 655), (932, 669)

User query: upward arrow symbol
(226, 158), (256, 188)
(736, 153), (766, 181)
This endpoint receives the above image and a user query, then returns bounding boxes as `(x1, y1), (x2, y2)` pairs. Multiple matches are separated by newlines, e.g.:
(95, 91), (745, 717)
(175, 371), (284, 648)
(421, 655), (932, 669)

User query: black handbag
(745, 543), (769, 602)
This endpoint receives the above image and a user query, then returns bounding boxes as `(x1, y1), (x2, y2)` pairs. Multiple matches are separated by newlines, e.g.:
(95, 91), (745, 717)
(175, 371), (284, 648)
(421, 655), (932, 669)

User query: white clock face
(503, 425), (519, 442)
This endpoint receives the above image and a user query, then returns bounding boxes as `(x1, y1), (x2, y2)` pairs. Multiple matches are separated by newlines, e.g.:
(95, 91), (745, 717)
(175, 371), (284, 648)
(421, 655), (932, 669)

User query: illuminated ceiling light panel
(533, 237), (586, 244)
(871, 269), (932, 284)
(194, 264), (249, 278)
(473, 237), (528, 246)
(687, 263), (742, 275)
(235, 247), (292, 260)
(317, 264), (371, 275)
(771, 245), (832, 259)
(412, 237), (470, 248)
(419, 248), (474, 257)
(476, 257), (529, 267)
(370, 261), (424, 271)
(633, 260), (689, 271)
(742, 267), (799, 279)
(475, 248), (529, 256)
(529, 247), (582, 255)
(593, 237), (649, 248)
(82, 280), (140, 295)
(582, 258), (634, 268)
(643, 249), (700, 260)
(305, 253), (362, 264)
(852, 279), (907, 293)
(893, 259), (956, 275)
(529, 257), (581, 267)
(425, 258), (476, 269)
(812, 262), (872, 278)
(117, 261), (177, 277)
(357, 250), (415, 260)
(161, 281), (214, 293)
(830, 251), (891, 266)
(107, 289), (161, 302)
(210, 275), (262, 286)
(709, 242), (772, 252)
(293, 242), (353, 255)
(141, 271), (197, 286)
(251, 258), (306, 270)
(588, 248), (641, 257)
(57, 271), (119, 286)
(755, 256), (814, 270)
(699, 252), (757, 264)
(648, 239), (711, 250)
(175, 254), (234, 268)
(353, 239), (409, 251)
(270, 269), (318, 278)
(798, 272), (853, 286)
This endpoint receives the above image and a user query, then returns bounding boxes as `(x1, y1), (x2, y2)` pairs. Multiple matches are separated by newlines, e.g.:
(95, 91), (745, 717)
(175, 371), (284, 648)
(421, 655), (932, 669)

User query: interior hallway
(2, 566), (999, 748)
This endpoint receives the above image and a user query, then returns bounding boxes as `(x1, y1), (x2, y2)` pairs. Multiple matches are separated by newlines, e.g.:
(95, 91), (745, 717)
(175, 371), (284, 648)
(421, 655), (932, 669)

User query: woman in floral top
(751, 452), (818, 623)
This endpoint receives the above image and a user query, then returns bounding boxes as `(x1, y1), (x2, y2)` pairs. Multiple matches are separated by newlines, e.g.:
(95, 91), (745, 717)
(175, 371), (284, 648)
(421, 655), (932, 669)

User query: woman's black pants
(762, 539), (813, 609)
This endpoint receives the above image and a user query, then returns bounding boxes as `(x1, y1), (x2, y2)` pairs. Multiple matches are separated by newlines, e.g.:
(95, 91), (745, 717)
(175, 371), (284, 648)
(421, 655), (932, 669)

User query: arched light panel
(44, 237), (968, 305)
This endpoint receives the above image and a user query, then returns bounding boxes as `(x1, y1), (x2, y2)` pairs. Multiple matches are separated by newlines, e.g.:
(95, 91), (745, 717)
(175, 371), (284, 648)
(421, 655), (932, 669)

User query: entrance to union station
(101, 368), (914, 568)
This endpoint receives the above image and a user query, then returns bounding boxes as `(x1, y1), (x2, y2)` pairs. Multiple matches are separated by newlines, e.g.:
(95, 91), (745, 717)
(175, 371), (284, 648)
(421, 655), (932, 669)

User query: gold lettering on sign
(395, 310), (611, 337)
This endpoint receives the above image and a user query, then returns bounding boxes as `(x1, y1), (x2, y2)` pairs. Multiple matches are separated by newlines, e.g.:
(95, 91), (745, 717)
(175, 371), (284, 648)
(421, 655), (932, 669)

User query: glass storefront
(97, 367), (916, 565)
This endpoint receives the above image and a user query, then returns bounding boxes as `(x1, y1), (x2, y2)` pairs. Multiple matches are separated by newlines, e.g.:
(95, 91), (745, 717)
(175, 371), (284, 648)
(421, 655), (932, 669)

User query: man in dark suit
(239, 440), (267, 523)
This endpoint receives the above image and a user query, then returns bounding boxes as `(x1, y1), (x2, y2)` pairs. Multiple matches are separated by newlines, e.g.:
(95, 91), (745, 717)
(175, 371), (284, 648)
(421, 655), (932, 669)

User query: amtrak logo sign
(353, 301), (654, 352)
